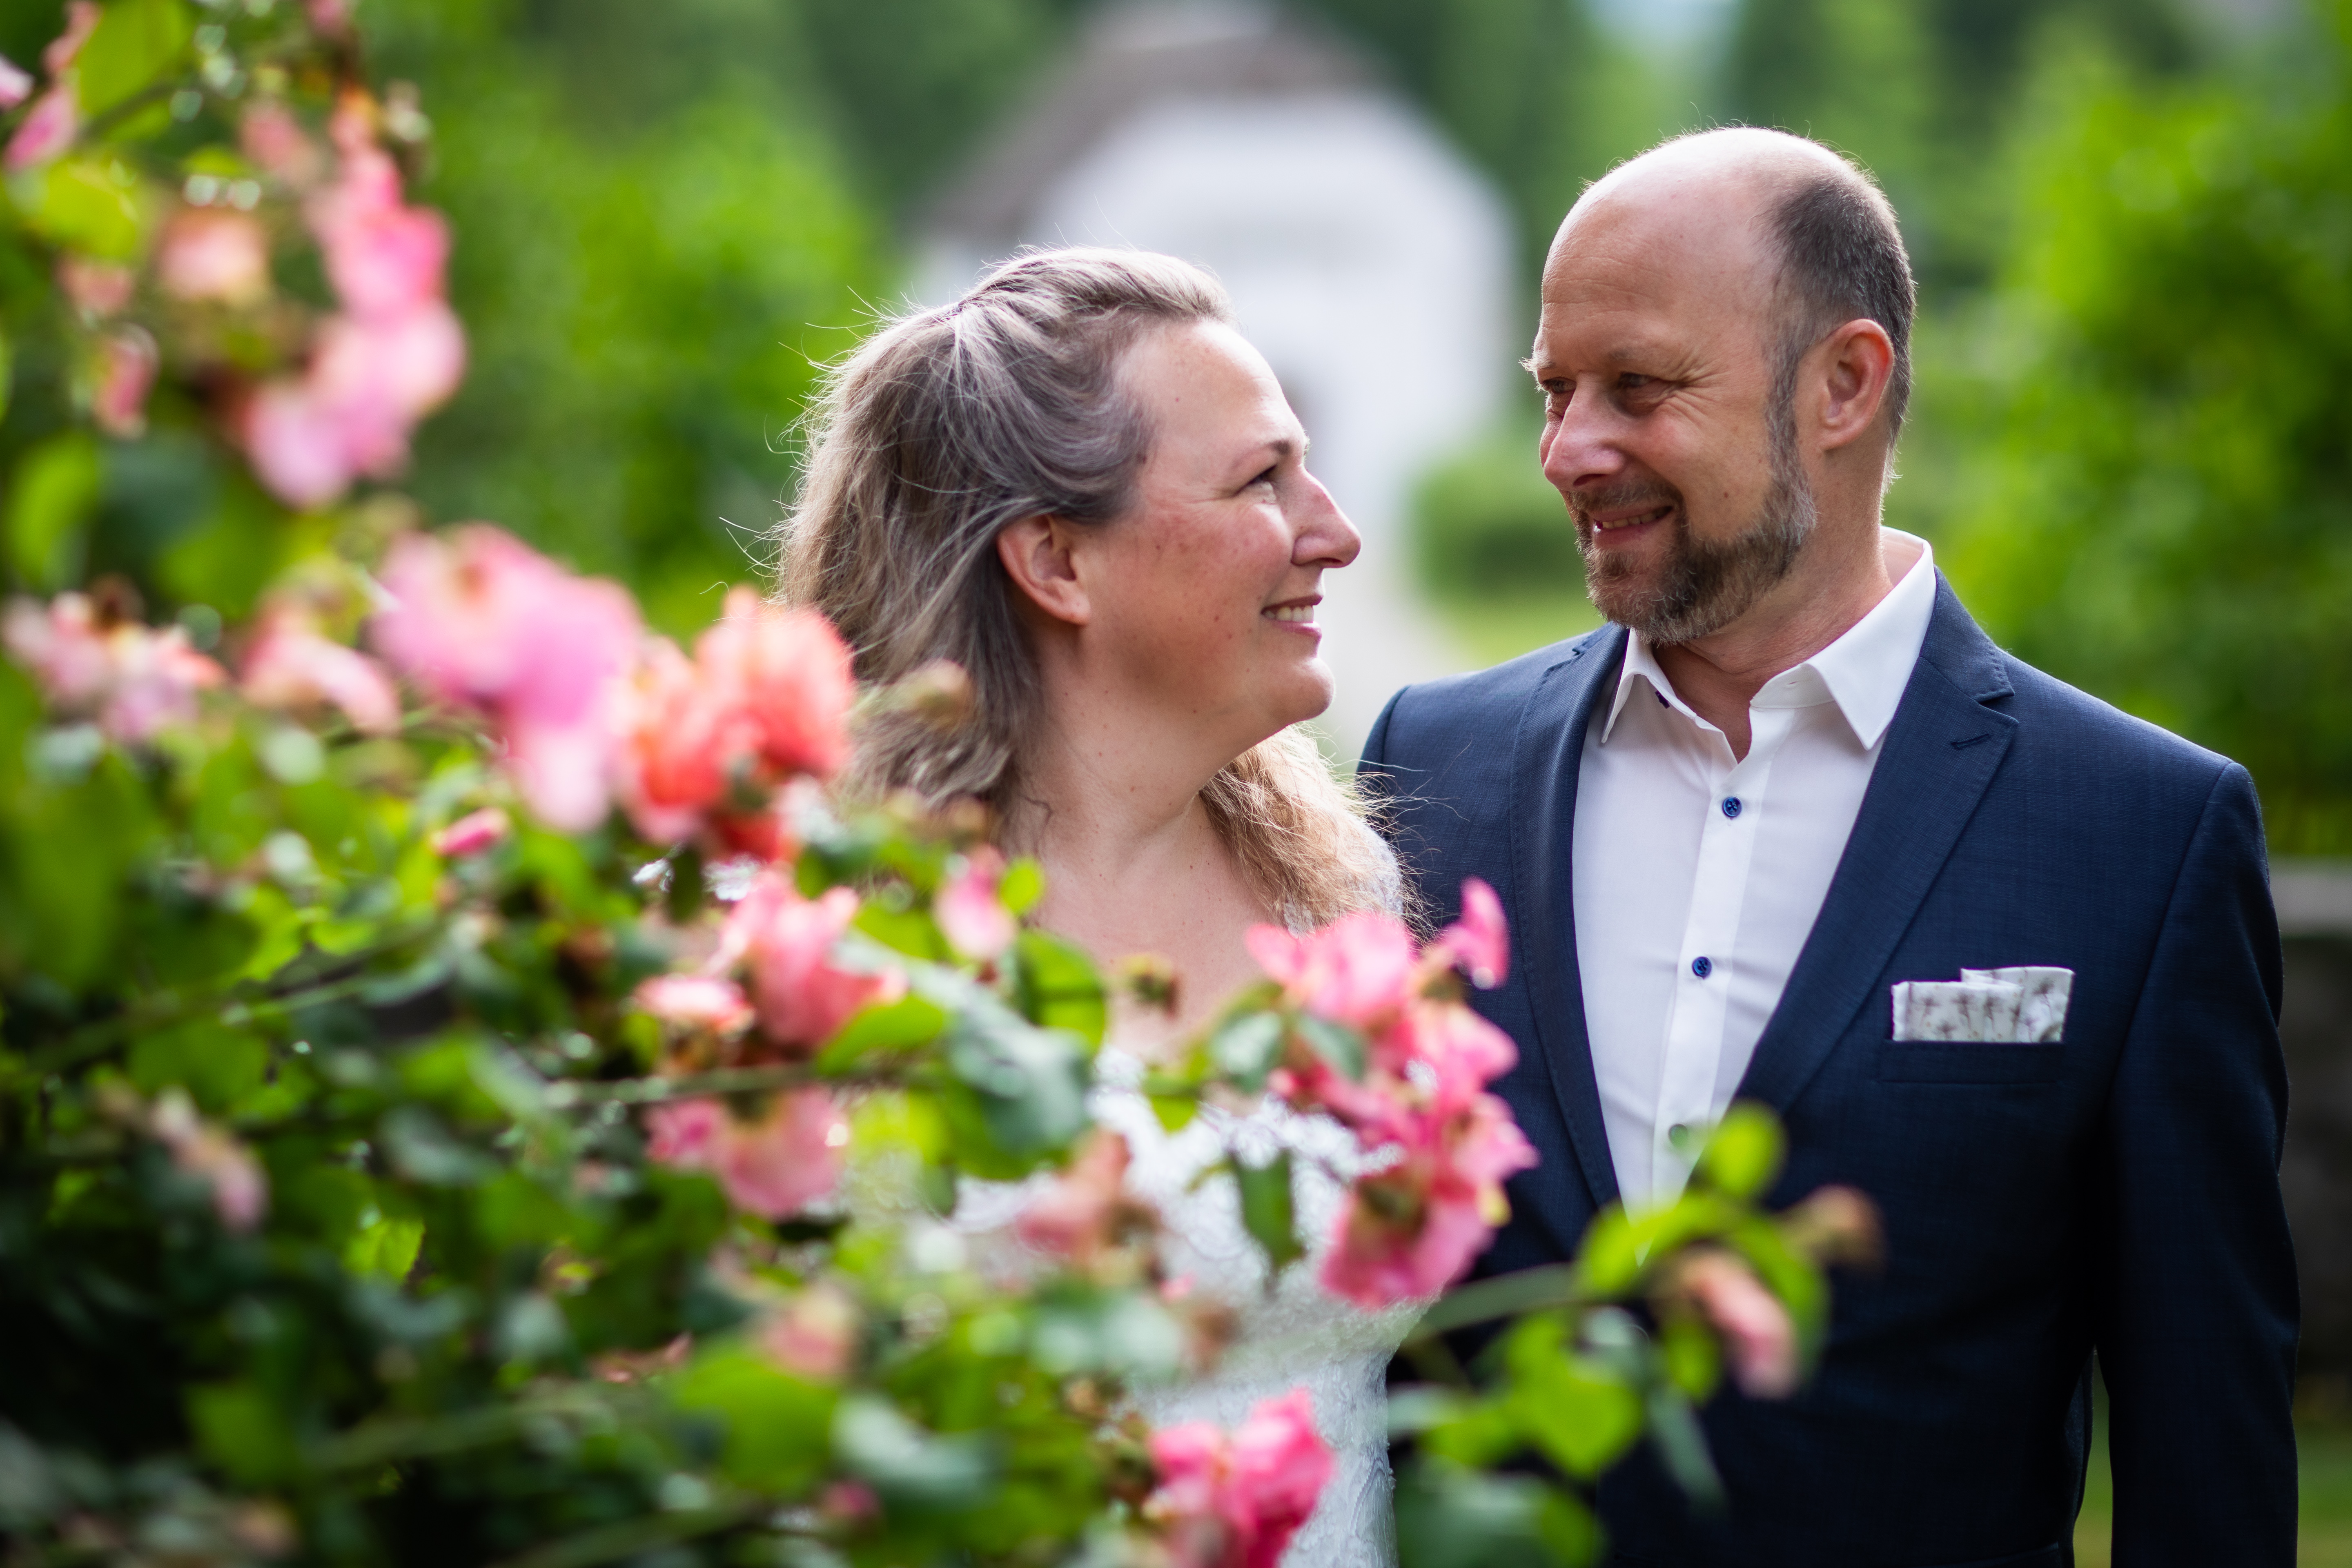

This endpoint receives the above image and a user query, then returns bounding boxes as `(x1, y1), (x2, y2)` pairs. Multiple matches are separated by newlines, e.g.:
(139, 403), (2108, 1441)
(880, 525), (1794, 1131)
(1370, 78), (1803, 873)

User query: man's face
(1530, 187), (1815, 644)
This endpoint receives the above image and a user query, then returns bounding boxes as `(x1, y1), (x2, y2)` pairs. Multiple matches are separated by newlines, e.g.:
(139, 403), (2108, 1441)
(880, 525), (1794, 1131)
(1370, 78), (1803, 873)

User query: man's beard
(1572, 420), (1818, 645)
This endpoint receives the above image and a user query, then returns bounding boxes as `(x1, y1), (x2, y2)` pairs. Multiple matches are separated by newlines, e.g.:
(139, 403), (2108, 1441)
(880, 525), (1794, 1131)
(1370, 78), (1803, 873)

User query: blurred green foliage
(1928, 4), (2352, 854)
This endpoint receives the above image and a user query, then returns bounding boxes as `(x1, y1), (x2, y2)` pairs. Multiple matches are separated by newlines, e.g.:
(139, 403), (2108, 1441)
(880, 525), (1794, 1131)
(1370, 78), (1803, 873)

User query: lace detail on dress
(960, 1044), (1423, 1568)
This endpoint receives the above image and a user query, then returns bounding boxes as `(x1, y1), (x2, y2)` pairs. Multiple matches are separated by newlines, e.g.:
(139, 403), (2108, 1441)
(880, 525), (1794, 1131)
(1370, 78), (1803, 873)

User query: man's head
(1530, 128), (1914, 645)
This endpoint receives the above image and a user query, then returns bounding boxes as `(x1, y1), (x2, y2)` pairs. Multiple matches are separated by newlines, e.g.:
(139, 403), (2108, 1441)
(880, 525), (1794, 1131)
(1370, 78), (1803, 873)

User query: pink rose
(158, 209), (272, 305)
(1245, 911), (1420, 1032)
(935, 846), (1017, 962)
(1147, 1389), (1333, 1568)
(309, 153), (450, 320)
(711, 1089), (844, 1218)
(0, 55), (31, 109)
(240, 608), (401, 734)
(1434, 876), (1509, 989)
(1676, 1252), (1799, 1399)
(150, 1089), (268, 1233)
(694, 588), (853, 782)
(57, 257), (133, 317)
(241, 101), (325, 187)
(430, 806), (510, 858)
(1317, 1090), (1535, 1308)
(644, 1097), (725, 1166)
(634, 974), (754, 1036)
(716, 874), (903, 1054)
(3, 594), (225, 742)
(1016, 1129), (1134, 1262)
(370, 526), (640, 830)
(43, 3), (100, 74)
(91, 327), (158, 438)
(4, 86), (75, 172)
(758, 1282), (861, 1380)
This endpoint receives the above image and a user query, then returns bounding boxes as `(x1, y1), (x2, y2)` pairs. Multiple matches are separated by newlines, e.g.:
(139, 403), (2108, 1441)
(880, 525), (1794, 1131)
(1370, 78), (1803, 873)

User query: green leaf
(1008, 928), (1106, 1045)
(76, 0), (192, 125)
(1572, 1206), (1639, 1296)
(1292, 1013), (1365, 1080)
(815, 991), (947, 1074)
(1658, 1312), (1722, 1401)
(1209, 1010), (1285, 1089)
(1146, 1092), (1197, 1133)
(7, 433), (101, 590)
(1501, 1315), (1643, 1479)
(1643, 1383), (1724, 1508)
(129, 1021), (267, 1113)
(997, 855), (1044, 914)
(832, 1395), (995, 1513)
(940, 1006), (1090, 1175)
(344, 1212), (425, 1281)
(187, 1381), (295, 1485)
(1232, 1149), (1305, 1276)
(672, 1347), (836, 1494)
(1396, 1461), (1597, 1568)
(1694, 1102), (1783, 1200)
(20, 156), (149, 260)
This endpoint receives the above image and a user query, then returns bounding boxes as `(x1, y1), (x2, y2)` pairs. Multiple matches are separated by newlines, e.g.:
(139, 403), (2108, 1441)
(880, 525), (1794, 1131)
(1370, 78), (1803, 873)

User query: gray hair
(1766, 159), (1917, 440)
(780, 247), (1399, 930)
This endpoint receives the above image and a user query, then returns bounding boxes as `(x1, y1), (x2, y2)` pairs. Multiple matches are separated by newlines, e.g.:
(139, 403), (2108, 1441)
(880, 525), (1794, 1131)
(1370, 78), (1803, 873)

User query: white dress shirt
(1573, 530), (1938, 1208)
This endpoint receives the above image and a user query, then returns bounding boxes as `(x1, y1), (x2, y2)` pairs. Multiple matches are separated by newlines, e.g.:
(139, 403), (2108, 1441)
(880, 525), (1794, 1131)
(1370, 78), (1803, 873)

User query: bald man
(1365, 129), (2296, 1565)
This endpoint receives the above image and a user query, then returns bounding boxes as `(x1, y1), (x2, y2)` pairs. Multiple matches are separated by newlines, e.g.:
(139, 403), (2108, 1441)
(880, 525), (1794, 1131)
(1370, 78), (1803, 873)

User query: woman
(783, 248), (1414, 1565)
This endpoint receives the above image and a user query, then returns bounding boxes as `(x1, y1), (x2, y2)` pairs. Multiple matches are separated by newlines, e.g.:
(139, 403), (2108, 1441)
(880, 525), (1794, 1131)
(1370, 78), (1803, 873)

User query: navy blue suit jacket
(1361, 579), (2297, 1567)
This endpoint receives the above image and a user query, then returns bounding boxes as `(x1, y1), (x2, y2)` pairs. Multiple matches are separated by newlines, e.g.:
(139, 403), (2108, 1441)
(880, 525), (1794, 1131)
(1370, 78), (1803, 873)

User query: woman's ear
(996, 514), (1091, 628)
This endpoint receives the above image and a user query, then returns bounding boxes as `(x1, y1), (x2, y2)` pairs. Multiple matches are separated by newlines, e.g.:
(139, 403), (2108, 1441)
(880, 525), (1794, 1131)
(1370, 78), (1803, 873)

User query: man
(1363, 128), (2297, 1565)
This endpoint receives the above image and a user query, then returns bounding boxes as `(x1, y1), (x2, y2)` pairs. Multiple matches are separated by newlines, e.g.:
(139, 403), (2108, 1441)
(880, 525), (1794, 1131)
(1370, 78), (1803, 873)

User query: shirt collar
(1599, 529), (1938, 750)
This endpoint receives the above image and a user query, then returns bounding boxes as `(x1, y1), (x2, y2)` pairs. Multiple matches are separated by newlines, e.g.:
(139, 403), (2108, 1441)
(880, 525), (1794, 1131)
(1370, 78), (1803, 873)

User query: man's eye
(1249, 466), (1278, 488)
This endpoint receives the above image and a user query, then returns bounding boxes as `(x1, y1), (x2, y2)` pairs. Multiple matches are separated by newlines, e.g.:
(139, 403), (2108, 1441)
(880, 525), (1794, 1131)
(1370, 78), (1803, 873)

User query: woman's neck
(1005, 704), (1276, 1042)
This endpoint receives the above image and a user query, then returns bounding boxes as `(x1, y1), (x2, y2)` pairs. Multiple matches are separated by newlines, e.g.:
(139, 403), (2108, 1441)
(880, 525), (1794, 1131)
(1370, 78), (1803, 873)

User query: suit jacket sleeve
(2097, 762), (2298, 1565)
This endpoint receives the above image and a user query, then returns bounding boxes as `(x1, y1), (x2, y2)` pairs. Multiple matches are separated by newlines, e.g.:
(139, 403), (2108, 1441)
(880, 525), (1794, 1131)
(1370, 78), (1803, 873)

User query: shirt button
(1722, 796), (1742, 818)
(1691, 956), (1713, 978)
(1667, 1122), (1694, 1146)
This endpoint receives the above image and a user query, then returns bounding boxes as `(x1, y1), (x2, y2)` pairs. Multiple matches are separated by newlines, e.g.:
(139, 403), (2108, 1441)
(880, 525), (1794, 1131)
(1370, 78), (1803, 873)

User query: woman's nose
(1292, 472), (1362, 568)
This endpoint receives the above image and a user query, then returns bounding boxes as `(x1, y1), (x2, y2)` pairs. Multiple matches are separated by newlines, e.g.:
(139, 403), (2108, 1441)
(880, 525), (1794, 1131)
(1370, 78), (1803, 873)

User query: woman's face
(1072, 320), (1361, 744)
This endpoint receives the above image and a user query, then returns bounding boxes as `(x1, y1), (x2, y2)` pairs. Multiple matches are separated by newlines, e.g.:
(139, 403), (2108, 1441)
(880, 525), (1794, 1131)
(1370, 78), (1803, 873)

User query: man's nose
(1540, 388), (1629, 494)
(1292, 472), (1362, 568)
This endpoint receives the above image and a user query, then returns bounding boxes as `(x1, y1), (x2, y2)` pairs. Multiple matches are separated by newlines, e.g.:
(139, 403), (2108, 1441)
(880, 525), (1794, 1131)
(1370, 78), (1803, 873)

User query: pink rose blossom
(150, 1089), (268, 1232)
(44, 3), (100, 74)
(91, 327), (158, 438)
(634, 973), (754, 1036)
(712, 1089), (845, 1218)
(1677, 1252), (1799, 1398)
(611, 592), (853, 853)
(1246, 911), (1419, 1032)
(1016, 1129), (1135, 1263)
(370, 526), (640, 830)
(241, 101), (324, 187)
(0, 55), (31, 109)
(936, 846), (1017, 961)
(1317, 1089), (1535, 1308)
(4, 86), (75, 171)
(716, 874), (903, 1054)
(57, 257), (133, 317)
(758, 1282), (861, 1380)
(309, 151), (449, 319)
(1434, 876), (1509, 989)
(647, 1093), (846, 1218)
(1147, 1389), (1332, 1568)
(3, 594), (225, 742)
(240, 608), (401, 734)
(431, 806), (510, 858)
(158, 209), (272, 305)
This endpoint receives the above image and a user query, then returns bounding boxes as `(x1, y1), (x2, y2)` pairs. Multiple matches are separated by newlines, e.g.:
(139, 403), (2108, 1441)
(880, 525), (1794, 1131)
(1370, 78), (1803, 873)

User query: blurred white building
(911, 0), (1518, 754)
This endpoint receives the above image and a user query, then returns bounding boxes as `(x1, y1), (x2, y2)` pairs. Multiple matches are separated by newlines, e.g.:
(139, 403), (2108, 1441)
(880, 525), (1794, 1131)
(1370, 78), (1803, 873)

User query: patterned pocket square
(1892, 967), (2072, 1043)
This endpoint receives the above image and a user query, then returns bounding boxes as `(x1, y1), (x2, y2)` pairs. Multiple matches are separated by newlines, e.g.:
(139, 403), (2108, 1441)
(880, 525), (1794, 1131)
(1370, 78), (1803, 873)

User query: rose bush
(0, 7), (1875, 1566)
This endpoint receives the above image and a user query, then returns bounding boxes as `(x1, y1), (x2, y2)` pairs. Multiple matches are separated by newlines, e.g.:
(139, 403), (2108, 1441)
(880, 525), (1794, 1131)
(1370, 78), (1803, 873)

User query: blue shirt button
(1691, 956), (1713, 978)
(1722, 796), (1742, 818)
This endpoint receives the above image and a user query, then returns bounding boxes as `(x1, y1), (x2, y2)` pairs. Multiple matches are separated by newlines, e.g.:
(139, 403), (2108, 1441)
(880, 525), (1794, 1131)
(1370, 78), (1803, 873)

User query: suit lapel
(1510, 625), (1628, 1212)
(1738, 578), (2018, 1112)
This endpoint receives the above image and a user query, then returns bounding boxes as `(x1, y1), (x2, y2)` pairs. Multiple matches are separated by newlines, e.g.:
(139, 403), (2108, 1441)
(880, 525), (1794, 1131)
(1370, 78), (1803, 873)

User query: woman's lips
(1263, 596), (1320, 628)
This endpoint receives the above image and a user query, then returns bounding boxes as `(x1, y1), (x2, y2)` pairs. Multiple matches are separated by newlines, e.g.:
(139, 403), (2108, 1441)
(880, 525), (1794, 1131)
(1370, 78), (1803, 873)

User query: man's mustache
(1568, 479), (1684, 532)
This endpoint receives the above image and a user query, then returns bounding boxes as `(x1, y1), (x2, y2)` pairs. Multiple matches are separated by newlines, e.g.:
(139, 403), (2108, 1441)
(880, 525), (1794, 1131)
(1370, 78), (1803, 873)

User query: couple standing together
(785, 128), (2297, 1566)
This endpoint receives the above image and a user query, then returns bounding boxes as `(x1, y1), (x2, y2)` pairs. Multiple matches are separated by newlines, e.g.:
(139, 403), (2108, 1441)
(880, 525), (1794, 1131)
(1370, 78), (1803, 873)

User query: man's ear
(996, 514), (1091, 628)
(1814, 318), (1897, 454)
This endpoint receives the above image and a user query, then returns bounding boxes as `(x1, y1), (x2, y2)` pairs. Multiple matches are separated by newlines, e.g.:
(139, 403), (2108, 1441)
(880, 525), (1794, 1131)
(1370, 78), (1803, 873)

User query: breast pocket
(1875, 1041), (2063, 1085)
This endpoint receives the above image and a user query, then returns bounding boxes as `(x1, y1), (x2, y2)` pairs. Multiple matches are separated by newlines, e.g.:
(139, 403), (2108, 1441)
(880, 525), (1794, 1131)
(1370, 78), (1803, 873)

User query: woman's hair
(779, 246), (1399, 929)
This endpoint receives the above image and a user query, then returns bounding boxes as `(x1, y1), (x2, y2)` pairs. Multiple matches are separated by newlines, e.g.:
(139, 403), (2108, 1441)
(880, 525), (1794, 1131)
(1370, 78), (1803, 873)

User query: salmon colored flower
(1318, 1087), (1534, 1308)
(634, 973), (754, 1036)
(1246, 911), (1419, 1033)
(240, 606), (401, 734)
(3, 593), (225, 742)
(644, 1091), (844, 1220)
(371, 526), (640, 831)
(1673, 1251), (1799, 1398)
(1434, 876), (1509, 989)
(91, 327), (158, 438)
(431, 806), (510, 858)
(936, 846), (1017, 962)
(715, 874), (903, 1054)
(158, 209), (272, 305)
(1147, 1389), (1332, 1568)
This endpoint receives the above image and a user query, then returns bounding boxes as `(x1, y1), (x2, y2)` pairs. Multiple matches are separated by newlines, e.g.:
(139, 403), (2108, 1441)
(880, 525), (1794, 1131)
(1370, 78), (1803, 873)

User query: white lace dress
(1092, 1044), (1424, 1568)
